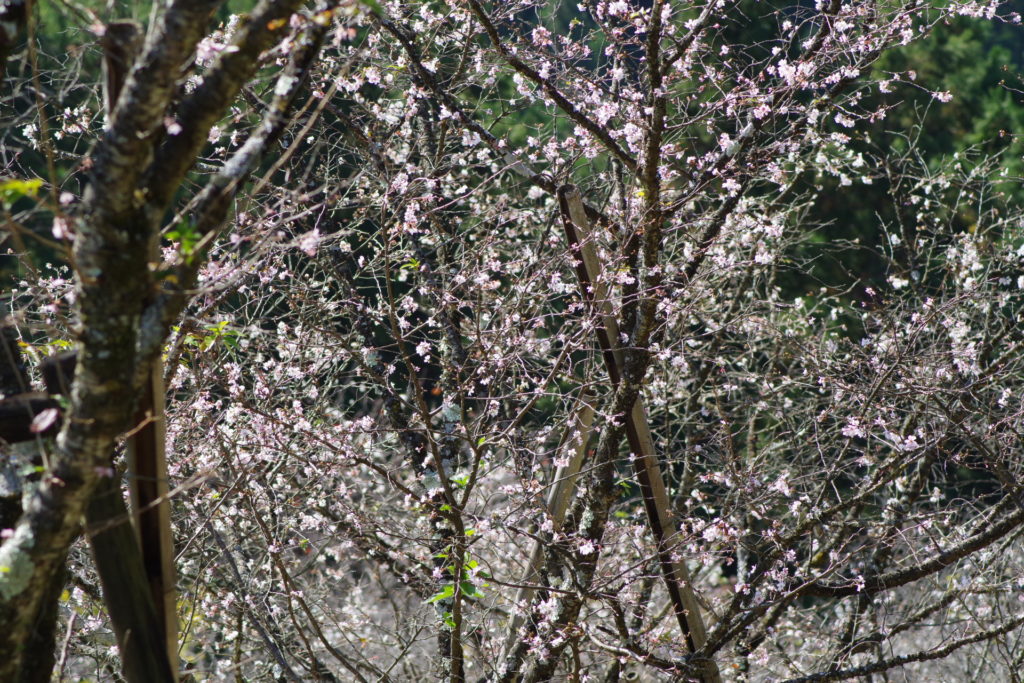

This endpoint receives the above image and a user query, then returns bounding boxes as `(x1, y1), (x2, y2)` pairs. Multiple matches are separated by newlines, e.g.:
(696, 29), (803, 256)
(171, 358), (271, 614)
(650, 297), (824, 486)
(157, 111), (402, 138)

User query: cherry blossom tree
(4, 0), (1024, 681)
(1, 0), (353, 679)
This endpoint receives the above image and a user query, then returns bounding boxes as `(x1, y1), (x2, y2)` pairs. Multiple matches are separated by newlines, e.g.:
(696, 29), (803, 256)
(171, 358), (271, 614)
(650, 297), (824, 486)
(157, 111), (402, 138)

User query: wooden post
(88, 474), (178, 682)
(558, 185), (722, 683)
(126, 363), (178, 676)
(40, 352), (176, 683)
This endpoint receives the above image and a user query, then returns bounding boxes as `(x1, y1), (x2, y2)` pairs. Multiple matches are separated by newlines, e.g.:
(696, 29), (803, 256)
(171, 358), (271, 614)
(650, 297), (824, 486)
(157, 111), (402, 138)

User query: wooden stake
(126, 364), (178, 678)
(558, 185), (721, 683)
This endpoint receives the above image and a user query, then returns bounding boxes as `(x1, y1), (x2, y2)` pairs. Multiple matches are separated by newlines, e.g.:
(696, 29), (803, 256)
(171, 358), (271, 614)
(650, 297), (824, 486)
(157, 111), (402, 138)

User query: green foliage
(776, 13), (1024, 303)
(0, 178), (43, 208)
(427, 554), (488, 615)
(174, 320), (241, 354)
(165, 219), (201, 263)
(875, 17), (1024, 178)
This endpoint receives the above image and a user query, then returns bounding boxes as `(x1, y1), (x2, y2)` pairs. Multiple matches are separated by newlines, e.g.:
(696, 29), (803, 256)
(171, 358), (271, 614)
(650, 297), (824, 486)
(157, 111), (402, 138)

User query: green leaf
(460, 581), (484, 600)
(0, 178), (44, 207)
(427, 584), (455, 604)
(166, 219), (201, 263)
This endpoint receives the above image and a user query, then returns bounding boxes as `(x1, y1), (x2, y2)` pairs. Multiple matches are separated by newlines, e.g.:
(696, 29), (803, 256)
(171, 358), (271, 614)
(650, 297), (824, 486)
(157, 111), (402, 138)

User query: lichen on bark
(0, 524), (35, 600)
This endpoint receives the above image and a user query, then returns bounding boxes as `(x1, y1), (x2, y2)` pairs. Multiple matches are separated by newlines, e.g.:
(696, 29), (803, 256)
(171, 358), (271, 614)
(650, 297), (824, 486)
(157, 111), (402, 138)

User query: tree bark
(0, 2), (308, 678)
